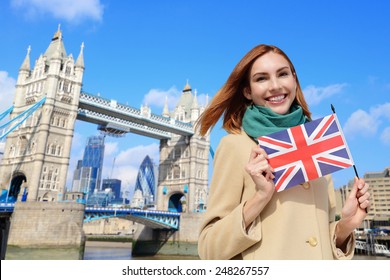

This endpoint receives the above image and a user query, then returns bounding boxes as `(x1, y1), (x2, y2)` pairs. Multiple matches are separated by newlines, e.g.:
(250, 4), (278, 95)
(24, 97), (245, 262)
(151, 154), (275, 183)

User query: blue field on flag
(258, 114), (354, 192)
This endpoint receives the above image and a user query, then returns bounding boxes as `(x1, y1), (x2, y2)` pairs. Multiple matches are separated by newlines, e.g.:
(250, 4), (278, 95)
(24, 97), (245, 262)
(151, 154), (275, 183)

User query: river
(4, 241), (388, 260)
(5, 241), (199, 260)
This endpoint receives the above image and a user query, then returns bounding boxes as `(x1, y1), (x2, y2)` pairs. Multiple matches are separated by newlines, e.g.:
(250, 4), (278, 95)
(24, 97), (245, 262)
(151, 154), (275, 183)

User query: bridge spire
(76, 42), (85, 68)
(19, 45), (31, 71)
(162, 96), (170, 117)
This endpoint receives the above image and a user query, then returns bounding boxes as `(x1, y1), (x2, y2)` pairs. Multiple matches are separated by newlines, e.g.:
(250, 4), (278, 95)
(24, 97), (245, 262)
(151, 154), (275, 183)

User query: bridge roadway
(0, 202), (180, 230)
(77, 92), (194, 139)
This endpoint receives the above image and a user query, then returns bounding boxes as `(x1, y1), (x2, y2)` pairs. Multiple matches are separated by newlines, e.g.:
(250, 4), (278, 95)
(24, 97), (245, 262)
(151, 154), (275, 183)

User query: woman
(196, 44), (370, 260)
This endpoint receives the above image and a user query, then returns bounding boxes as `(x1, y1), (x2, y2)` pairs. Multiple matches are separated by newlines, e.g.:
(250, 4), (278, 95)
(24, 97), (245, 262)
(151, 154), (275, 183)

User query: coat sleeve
(327, 176), (356, 259)
(198, 135), (262, 260)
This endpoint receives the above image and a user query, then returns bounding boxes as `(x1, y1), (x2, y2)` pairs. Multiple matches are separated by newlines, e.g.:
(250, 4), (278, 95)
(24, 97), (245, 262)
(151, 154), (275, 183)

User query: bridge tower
(0, 27), (85, 202)
(157, 82), (209, 213)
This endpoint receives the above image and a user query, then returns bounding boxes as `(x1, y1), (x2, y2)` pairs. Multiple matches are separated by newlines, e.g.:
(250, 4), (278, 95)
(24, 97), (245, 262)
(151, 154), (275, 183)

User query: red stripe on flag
(313, 115), (334, 141)
(259, 137), (293, 149)
(316, 156), (352, 168)
(269, 125), (345, 181)
(275, 165), (295, 191)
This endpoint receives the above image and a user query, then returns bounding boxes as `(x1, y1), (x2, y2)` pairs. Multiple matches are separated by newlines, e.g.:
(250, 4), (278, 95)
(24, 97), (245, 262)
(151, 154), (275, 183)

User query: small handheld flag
(331, 104), (367, 213)
(258, 113), (354, 192)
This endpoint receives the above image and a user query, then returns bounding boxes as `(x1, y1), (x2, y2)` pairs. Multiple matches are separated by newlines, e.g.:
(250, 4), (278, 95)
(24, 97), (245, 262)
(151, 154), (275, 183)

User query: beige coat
(198, 130), (355, 260)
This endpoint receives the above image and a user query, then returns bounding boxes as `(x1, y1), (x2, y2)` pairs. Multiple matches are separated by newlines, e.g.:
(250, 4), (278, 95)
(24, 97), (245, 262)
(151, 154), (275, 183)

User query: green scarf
(242, 103), (307, 139)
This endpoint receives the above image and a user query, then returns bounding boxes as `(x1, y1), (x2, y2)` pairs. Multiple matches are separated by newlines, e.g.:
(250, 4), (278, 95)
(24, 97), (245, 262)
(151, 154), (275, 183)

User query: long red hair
(196, 44), (311, 136)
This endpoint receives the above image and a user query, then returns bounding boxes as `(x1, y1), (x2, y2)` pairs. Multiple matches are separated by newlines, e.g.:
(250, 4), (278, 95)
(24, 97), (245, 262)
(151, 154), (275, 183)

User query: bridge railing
(84, 207), (180, 230)
(79, 92), (193, 133)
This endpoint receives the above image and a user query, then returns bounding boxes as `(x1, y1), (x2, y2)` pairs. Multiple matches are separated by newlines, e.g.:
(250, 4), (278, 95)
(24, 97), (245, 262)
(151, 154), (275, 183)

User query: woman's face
(244, 52), (297, 115)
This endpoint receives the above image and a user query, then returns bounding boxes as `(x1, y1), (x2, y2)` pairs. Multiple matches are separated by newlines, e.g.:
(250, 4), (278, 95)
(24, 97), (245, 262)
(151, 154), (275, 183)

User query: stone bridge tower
(0, 27), (84, 202)
(157, 82), (209, 213)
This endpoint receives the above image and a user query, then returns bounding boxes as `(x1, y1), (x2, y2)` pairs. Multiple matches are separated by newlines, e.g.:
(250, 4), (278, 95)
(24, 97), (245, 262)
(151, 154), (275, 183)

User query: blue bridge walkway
(84, 207), (180, 230)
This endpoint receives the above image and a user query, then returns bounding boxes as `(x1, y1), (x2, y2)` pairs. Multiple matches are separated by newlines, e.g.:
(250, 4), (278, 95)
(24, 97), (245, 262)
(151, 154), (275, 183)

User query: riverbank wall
(7, 201), (85, 248)
(132, 213), (202, 257)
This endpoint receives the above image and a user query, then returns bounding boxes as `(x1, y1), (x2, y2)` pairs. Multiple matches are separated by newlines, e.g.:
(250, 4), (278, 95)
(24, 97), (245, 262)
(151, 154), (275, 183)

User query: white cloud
(102, 143), (159, 190)
(380, 127), (390, 145)
(11, 0), (104, 23)
(303, 83), (347, 106)
(0, 71), (16, 114)
(143, 86), (181, 111)
(104, 141), (119, 158)
(343, 109), (378, 138)
(143, 86), (210, 114)
(343, 103), (390, 143)
(371, 103), (390, 120)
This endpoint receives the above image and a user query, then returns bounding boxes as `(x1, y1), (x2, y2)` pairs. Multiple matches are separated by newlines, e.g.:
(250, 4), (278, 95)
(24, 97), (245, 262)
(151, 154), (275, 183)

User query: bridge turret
(14, 46), (31, 107)
(162, 96), (170, 117)
(190, 89), (199, 123)
(0, 27), (85, 203)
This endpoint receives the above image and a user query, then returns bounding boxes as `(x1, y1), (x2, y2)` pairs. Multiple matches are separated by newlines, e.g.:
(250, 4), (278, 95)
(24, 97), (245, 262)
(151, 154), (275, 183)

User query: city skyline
(1, 0), (390, 197)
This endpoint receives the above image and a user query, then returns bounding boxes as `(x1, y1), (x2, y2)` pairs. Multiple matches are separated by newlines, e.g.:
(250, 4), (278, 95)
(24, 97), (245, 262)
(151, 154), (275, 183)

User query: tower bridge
(77, 92), (194, 139)
(0, 27), (209, 258)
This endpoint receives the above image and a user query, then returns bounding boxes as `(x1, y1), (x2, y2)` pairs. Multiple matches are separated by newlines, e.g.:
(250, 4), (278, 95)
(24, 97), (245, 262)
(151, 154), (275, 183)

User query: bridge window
(56, 145), (61, 156)
(51, 145), (56, 155)
(58, 80), (63, 91)
(9, 145), (15, 157)
(174, 148), (181, 159)
(173, 165), (180, 179)
(65, 66), (71, 76)
(29, 142), (36, 154)
(18, 139), (28, 156)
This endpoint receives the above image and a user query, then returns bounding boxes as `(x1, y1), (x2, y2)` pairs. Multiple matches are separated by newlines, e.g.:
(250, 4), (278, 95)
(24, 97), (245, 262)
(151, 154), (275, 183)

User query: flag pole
(330, 104), (359, 178)
(331, 104), (367, 213)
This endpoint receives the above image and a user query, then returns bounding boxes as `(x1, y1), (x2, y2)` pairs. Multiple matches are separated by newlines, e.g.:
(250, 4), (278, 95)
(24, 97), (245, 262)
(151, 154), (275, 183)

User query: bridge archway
(9, 173), (27, 202)
(168, 192), (186, 213)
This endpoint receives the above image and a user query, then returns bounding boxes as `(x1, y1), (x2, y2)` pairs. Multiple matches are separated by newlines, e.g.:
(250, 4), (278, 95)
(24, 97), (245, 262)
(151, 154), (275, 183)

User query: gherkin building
(134, 155), (156, 207)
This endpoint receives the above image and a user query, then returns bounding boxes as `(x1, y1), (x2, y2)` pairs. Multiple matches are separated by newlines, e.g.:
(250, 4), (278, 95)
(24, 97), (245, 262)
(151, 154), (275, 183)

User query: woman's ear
(243, 87), (252, 100)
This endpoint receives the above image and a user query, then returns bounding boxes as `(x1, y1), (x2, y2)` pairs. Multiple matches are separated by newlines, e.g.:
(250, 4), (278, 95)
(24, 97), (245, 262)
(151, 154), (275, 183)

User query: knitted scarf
(242, 103), (307, 139)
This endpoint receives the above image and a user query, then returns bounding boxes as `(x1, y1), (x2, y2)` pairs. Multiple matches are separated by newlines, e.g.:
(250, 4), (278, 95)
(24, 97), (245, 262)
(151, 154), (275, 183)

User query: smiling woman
(195, 44), (370, 260)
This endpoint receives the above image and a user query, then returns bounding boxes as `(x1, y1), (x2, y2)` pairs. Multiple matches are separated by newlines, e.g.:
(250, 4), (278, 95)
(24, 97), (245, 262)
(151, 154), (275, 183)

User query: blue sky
(0, 0), (389, 198)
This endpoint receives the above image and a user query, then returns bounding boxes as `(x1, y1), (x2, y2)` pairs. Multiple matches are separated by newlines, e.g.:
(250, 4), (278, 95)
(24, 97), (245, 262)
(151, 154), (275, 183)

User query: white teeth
(268, 95), (285, 102)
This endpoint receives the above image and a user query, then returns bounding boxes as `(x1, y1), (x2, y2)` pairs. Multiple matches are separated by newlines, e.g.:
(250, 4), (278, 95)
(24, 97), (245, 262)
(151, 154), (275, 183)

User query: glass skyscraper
(72, 135), (105, 196)
(132, 155), (157, 208)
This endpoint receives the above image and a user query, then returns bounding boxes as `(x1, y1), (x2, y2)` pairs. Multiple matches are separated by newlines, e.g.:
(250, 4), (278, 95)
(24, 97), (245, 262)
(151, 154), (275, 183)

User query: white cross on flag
(258, 114), (354, 192)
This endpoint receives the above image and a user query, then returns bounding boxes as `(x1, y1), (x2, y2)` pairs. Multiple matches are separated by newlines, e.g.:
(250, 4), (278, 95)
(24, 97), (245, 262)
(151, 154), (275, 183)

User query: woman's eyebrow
(252, 66), (290, 77)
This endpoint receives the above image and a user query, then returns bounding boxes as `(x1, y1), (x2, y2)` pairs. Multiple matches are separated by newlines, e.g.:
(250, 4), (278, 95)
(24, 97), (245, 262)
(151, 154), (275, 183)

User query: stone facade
(156, 83), (209, 213)
(8, 202), (85, 247)
(0, 27), (84, 203)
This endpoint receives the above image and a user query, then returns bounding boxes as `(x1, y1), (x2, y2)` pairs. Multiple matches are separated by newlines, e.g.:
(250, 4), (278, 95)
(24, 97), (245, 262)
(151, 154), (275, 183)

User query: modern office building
(335, 167), (390, 229)
(72, 135), (105, 197)
(131, 155), (157, 208)
(102, 178), (122, 202)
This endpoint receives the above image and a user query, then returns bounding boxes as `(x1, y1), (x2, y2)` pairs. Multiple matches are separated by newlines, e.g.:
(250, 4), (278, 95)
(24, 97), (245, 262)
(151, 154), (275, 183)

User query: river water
(4, 241), (388, 260)
(5, 241), (199, 260)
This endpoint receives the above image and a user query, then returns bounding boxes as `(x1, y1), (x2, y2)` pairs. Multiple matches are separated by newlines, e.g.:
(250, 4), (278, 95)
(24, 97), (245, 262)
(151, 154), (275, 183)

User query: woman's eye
(279, 71), (289, 77)
(256, 76), (266, 82)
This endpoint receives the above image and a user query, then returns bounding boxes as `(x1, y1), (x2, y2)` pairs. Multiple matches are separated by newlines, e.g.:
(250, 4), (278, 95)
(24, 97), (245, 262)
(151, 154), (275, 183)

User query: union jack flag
(258, 114), (354, 192)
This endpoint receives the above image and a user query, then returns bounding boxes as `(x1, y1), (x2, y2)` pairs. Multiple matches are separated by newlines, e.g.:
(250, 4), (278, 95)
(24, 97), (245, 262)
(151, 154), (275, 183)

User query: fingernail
(358, 184), (363, 189)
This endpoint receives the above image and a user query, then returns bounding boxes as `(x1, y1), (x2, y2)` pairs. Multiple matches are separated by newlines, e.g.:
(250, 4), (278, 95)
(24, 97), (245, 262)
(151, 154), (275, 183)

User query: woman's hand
(243, 146), (276, 229)
(245, 146), (275, 197)
(336, 177), (370, 248)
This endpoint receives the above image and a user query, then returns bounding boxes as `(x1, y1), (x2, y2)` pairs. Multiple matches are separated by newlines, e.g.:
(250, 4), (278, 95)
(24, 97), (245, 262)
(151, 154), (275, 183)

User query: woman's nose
(269, 77), (282, 91)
